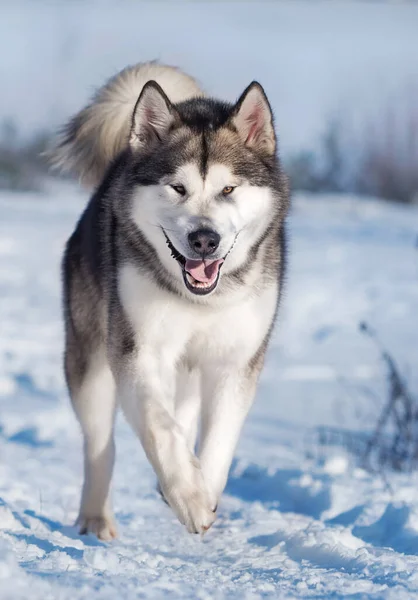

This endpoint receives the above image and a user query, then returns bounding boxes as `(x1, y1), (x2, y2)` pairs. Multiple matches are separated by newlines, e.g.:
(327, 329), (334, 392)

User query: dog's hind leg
(66, 347), (117, 541)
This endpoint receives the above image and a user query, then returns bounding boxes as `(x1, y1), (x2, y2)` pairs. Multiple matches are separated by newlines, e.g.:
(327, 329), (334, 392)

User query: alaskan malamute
(51, 62), (289, 539)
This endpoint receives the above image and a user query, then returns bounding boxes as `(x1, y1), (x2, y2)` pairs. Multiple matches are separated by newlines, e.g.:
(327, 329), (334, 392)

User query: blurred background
(1, 2), (418, 596)
(2, 0), (418, 203)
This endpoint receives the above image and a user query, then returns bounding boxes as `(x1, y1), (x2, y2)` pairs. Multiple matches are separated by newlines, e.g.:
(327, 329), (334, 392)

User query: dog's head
(126, 80), (286, 298)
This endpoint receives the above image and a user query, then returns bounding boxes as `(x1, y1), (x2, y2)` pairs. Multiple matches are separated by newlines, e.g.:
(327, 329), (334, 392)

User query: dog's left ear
(230, 82), (275, 156)
(130, 80), (179, 151)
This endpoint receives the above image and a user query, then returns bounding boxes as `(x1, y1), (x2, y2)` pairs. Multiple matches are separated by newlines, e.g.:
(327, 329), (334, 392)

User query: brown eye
(222, 186), (235, 196)
(171, 184), (186, 196)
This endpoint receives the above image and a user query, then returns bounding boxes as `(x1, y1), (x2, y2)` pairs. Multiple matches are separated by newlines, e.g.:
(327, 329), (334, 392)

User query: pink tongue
(185, 258), (224, 284)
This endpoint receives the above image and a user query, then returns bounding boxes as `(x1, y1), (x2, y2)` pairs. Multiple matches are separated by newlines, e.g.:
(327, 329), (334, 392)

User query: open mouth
(163, 231), (224, 296)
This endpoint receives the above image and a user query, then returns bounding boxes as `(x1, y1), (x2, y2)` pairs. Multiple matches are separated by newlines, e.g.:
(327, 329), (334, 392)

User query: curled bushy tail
(49, 62), (204, 187)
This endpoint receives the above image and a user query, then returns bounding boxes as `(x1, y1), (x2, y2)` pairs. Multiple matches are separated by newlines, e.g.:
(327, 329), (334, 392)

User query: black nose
(188, 229), (220, 256)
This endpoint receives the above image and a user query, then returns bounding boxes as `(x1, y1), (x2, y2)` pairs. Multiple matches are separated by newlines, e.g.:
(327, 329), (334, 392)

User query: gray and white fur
(52, 62), (289, 540)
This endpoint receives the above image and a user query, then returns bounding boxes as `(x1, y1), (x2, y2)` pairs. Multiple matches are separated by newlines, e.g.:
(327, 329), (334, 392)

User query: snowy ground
(0, 183), (418, 599)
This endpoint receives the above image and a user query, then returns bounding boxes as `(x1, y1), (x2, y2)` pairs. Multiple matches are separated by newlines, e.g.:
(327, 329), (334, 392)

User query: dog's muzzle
(163, 230), (224, 296)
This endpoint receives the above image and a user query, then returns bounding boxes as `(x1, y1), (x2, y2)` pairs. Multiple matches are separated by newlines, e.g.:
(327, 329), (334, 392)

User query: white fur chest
(118, 264), (278, 368)
(119, 265), (277, 364)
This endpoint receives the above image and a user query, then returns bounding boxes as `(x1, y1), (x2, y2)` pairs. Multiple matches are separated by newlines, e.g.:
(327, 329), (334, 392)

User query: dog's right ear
(230, 82), (276, 156)
(130, 81), (179, 150)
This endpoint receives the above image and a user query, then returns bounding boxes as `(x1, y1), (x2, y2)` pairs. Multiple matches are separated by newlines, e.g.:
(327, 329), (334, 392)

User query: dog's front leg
(199, 365), (258, 510)
(117, 354), (215, 534)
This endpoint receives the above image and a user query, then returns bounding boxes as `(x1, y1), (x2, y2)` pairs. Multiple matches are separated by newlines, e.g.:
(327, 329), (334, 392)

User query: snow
(1, 183), (418, 598)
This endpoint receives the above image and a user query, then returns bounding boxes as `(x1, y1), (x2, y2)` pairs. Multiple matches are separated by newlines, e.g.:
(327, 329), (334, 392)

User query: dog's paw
(183, 490), (217, 534)
(163, 466), (217, 534)
(76, 514), (117, 541)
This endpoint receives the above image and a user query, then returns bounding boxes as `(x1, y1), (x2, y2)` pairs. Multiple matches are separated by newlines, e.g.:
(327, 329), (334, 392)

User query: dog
(50, 61), (289, 540)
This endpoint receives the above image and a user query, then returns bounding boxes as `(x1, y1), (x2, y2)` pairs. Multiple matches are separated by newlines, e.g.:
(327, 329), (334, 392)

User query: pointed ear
(230, 82), (276, 156)
(129, 81), (179, 150)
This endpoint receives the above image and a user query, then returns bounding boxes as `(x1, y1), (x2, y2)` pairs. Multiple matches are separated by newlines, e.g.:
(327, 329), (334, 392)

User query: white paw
(162, 465), (217, 534)
(76, 514), (117, 541)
